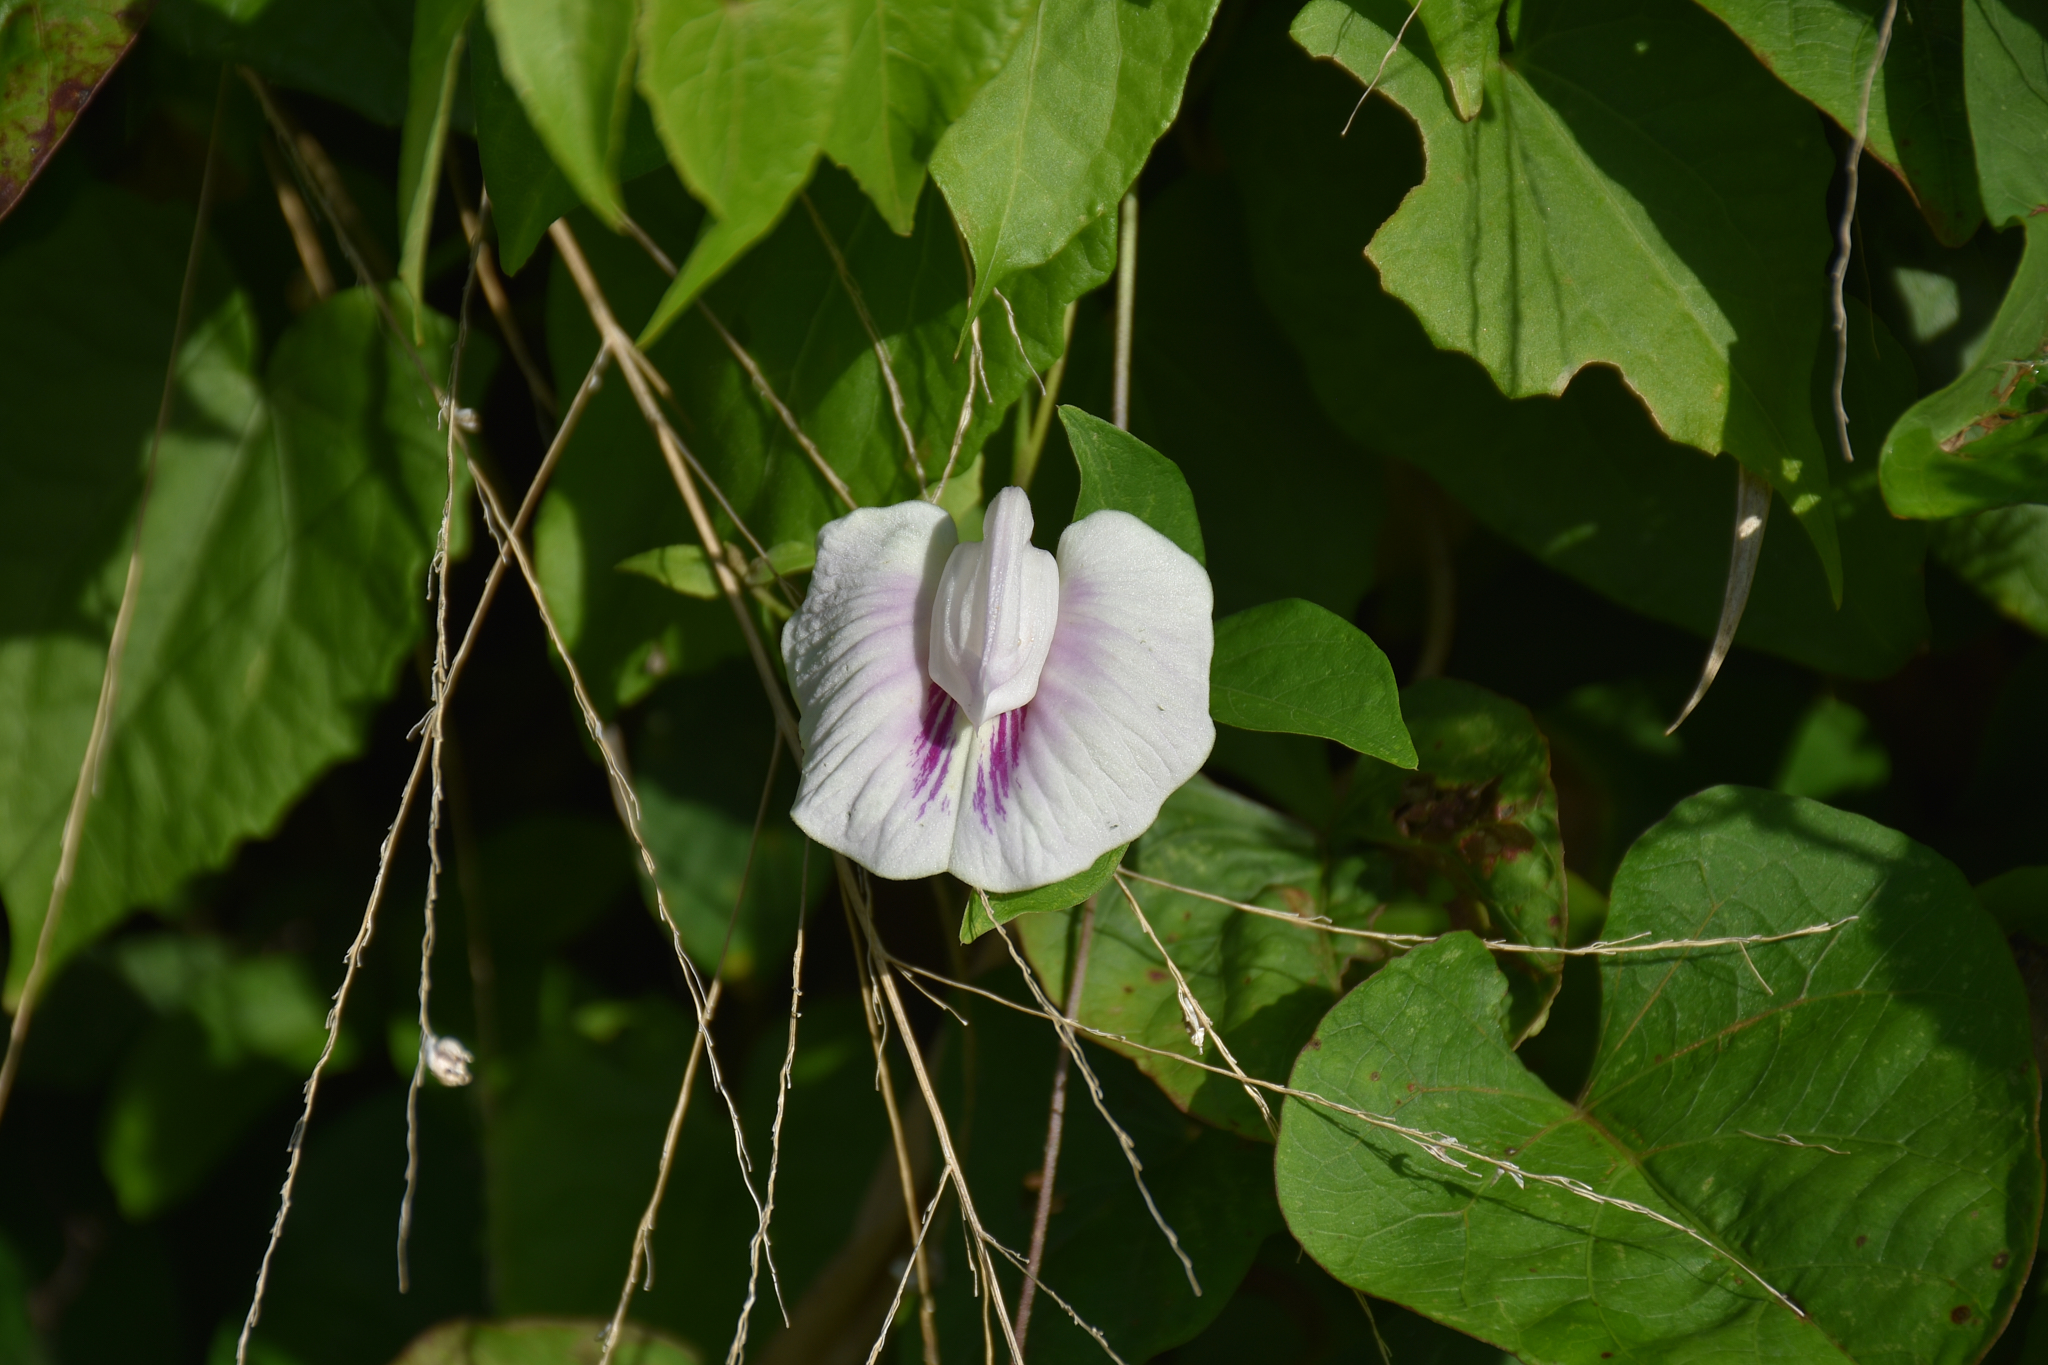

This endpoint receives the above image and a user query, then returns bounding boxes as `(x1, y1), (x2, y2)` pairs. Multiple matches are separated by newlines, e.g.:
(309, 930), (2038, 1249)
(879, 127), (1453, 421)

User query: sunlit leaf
(1295, 0), (1844, 597)
(931, 0), (1223, 318)
(1697, 0), (1982, 244)
(0, 0), (145, 219)
(0, 187), (471, 1003)
(485, 0), (637, 226)
(638, 0), (850, 326)
(1061, 405), (1206, 563)
(960, 841), (1127, 942)
(823, 0), (1033, 235)
(1964, 0), (2048, 228)
(1211, 599), (1413, 766)
(1880, 215), (2048, 517)
(1276, 787), (2040, 1363)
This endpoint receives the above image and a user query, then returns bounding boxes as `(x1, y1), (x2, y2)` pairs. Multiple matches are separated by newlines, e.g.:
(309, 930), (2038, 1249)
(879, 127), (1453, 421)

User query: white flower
(782, 486), (1215, 892)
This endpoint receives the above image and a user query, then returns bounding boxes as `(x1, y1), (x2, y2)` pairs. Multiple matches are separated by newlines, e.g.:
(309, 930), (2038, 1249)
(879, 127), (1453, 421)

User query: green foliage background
(1, 0), (2046, 1361)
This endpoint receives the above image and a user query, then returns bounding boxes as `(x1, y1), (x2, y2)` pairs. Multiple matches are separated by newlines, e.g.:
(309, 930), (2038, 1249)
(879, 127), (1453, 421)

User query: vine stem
(1014, 901), (1097, 1350)
(0, 65), (231, 1130)
(1112, 193), (1139, 430)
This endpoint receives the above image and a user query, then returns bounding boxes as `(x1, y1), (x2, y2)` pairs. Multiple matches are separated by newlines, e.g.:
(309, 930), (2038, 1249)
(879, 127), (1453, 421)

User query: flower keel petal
(784, 501), (971, 880)
(949, 510), (1215, 892)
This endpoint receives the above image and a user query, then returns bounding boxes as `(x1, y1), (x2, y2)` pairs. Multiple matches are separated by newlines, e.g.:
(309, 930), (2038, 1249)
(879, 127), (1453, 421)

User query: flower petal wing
(784, 501), (971, 880)
(949, 510), (1216, 892)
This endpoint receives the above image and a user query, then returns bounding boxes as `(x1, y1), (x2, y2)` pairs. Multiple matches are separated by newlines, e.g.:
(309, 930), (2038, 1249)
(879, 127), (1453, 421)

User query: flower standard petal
(783, 501), (971, 880)
(948, 509), (1215, 893)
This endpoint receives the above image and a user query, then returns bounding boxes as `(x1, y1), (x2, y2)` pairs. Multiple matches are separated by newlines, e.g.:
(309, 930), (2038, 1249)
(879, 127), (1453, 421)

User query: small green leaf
(390, 1319), (700, 1365)
(1881, 214), (2048, 517)
(1965, 0), (2048, 227)
(931, 0), (1224, 318)
(1697, 0), (1983, 244)
(398, 0), (479, 333)
(1933, 502), (2048, 635)
(617, 543), (717, 599)
(960, 842), (1128, 943)
(1276, 787), (2039, 1362)
(1295, 0), (1844, 600)
(637, 0), (850, 330)
(1211, 599), (1414, 767)
(484, 0), (637, 226)
(823, 0), (1033, 235)
(0, 0), (146, 219)
(1061, 406), (1206, 564)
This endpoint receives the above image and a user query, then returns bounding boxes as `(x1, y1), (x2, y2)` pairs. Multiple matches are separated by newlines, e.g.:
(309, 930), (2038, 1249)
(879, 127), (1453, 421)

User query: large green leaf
(537, 167), (1105, 713)
(1696, 0), (1982, 244)
(399, 0), (480, 326)
(1218, 19), (1929, 680)
(1880, 214), (2048, 517)
(1276, 787), (2041, 1363)
(1211, 599), (1414, 766)
(1061, 405), (1207, 563)
(930, 0), (1223, 318)
(638, 0), (850, 327)
(1965, 0), (2048, 227)
(390, 1318), (699, 1365)
(154, 0), (415, 127)
(1296, 0), (1844, 597)
(1934, 502), (2048, 635)
(0, 0), (145, 220)
(823, 0), (1033, 235)
(0, 187), (463, 1004)
(484, 0), (638, 228)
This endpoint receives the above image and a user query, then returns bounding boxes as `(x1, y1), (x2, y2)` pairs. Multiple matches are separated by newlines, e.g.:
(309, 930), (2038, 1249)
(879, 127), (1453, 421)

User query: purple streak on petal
(968, 705), (1030, 832)
(910, 680), (959, 818)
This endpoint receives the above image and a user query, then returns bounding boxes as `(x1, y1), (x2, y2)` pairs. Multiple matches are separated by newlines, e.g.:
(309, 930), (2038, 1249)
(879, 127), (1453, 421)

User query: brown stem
(1014, 901), (1096, 1351)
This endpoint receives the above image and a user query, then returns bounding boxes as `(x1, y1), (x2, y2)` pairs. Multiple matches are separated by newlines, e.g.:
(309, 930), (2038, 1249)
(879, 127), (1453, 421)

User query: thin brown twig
(399, 185), (493, 1290)
(257, 131), (335, 299)
(1341, 0), (1424, 136)
(547, 220), (803, 755)
(1112, 193), (1138, 431)
(1120, 870), (1851, 960)
(1014, 901), (1096, 1351)
(933, 318), (985, 504)
(863, 1169), (955, 1365)
(1110, 875), (1276, 1136)
(989, 919), (1199, 1296)
(0, 66), (232, 1130)
(849, 876), (1025, 1363)
(1829, 0), (1900, 464)
(446, 156), (556, 421)
(801, 192), (924, 493)
(843, 886), (943, 1365)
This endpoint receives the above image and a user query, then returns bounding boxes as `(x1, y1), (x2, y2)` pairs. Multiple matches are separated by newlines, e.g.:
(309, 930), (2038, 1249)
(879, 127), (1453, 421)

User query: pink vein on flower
(781, 486), (1215, 893)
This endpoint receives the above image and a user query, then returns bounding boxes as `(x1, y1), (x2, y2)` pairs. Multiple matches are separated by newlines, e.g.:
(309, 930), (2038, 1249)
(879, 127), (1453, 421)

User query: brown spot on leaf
(1856, 1235), (1867, 1247)
(1406, 1082), (1417, 1092)
(1369, 1071), (1379, 1081)
(1146, 969), (1166, 982)
(1951, 1306), (1973, 1325)
(1307, 1036), (1322, 1051)
(1994, 1251), (2011, 1269)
